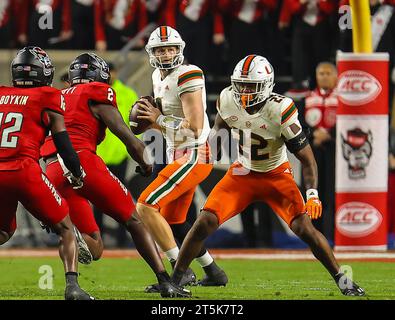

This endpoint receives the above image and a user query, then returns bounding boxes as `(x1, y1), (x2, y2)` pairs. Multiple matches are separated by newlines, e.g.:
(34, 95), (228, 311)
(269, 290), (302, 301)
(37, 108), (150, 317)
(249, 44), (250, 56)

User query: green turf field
(0, 257), (393, 300)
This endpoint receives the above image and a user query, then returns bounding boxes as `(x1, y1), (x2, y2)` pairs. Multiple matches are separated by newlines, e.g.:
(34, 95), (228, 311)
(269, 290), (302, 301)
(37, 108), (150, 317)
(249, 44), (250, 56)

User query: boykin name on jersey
(0, 95), (29, 105)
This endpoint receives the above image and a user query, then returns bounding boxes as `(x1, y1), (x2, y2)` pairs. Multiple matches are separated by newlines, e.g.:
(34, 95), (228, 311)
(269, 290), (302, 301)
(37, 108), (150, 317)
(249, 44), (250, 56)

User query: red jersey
(0, 86), (64, 170)
(304, 88), (338, 130)
(41, 82), (117, 158)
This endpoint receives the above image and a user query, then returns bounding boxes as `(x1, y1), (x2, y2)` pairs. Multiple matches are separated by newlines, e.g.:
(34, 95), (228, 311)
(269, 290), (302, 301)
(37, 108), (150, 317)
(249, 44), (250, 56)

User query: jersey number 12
(0, 112), (23, 148)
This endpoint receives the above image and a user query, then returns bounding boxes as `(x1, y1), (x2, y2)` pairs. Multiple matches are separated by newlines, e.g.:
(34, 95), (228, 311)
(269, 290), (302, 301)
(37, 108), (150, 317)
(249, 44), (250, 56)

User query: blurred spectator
(94, 0), (148, 51)
(0, 0), (25, 48)
(304, 61), (338, 242)
(95, 62), (138, 247)
(283, 0), (337, 99)
(339, 0), (395, 114)
(59, 70), (70, 88)
(219, 0), (277, 74)
(164, 0), (225, 73)
(146, 0), (170, 25)
(21, 0), (73, 49)
(71, 0), (95, 49)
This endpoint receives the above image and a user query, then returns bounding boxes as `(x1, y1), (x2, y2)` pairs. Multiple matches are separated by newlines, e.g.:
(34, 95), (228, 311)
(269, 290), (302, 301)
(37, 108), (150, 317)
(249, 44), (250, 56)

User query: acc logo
(337, 70), (382, 105)
(336, 202), (382, 237)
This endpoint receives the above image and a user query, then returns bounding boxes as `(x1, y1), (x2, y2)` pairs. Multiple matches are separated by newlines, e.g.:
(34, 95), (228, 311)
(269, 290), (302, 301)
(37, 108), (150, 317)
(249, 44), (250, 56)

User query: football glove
(305, 189), (322, 220)
(64, 166), (86, 189)
(136, 165), (152, 177)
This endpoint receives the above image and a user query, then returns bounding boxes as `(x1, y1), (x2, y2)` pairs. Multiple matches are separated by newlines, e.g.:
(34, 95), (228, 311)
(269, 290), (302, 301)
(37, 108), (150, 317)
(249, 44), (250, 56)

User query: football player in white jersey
(135, 26), (227, 293)
(170, 55), (365, 297)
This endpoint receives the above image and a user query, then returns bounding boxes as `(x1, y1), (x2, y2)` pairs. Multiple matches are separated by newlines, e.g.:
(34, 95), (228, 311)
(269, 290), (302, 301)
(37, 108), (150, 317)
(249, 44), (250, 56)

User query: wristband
(306, 188), (319, 200)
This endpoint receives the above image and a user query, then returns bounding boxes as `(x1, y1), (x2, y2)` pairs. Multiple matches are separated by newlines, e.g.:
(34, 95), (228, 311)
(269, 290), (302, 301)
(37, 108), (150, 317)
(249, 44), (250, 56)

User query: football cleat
(197, 269), (228, 287)
(65, 284), (95, 300)
(179, 267), (197, 286)
(159, 281), (191, 298)
(339, 282), (366, 297)
(145, 267), (196, 293)
(73, 226), (93, 265)
(335, 273), (365, 297)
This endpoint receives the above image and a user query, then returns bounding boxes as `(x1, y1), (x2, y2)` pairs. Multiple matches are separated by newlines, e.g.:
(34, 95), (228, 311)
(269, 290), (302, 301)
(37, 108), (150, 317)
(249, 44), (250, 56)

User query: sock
(65, 272), (78, 285)
(156, 271), (170, 284)
(165, 247), (179, 263)
(196, 251), (214, 268)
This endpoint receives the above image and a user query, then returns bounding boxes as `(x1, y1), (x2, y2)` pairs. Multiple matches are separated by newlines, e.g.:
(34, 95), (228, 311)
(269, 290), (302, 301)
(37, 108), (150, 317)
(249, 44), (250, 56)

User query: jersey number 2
(0, 112), (23, 148)
(238, 130), (269, 161)
(107, 88), (114, 101)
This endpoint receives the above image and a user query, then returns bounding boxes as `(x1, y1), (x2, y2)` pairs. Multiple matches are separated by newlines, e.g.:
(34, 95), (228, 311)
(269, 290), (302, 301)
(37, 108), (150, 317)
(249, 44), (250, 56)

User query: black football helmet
(11, 46), (54, 87)
(68, 53), (111, 86)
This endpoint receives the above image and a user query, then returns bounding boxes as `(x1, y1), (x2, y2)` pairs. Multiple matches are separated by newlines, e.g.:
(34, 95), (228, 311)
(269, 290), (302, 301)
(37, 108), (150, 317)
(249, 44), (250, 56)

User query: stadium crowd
(0, 1), (393, 88)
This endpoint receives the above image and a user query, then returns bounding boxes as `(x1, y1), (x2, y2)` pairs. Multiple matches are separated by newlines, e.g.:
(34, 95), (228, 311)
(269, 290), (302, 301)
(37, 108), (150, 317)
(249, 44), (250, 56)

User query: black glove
(136, 165), (152, 177)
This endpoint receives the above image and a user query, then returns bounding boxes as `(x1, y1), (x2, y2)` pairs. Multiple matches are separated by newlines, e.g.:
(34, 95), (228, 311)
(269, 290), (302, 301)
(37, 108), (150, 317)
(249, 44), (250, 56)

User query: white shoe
(73, 226), (93, 265)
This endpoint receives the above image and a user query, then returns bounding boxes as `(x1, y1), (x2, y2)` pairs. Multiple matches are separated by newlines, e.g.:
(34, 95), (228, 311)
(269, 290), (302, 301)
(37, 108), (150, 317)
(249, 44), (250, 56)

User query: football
(129, 96), (161, 135)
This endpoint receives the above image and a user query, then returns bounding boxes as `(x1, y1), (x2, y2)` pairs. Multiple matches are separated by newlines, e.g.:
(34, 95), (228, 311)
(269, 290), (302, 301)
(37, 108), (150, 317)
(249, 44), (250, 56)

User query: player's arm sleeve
(280, 100), (309, 153)
(46, 111), (82, 177)
(53, 131), (83, 177)
(177, 68), (205, 97)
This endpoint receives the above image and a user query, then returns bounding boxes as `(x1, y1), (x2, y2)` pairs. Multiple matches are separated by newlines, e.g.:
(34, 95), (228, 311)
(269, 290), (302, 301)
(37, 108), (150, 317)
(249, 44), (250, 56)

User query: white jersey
(152, 64), (211, 153)
(218, 87), (301, 173)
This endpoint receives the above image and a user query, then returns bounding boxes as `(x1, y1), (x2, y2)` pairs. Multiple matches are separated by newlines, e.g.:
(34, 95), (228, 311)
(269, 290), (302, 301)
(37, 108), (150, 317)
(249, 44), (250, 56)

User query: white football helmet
(145, 26), (185, 70)
(231, 55), (275, 109)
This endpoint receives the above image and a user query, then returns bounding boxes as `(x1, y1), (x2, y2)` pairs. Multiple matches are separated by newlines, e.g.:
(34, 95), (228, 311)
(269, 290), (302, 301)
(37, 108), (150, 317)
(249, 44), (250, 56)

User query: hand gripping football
(129, 96), (161, 135)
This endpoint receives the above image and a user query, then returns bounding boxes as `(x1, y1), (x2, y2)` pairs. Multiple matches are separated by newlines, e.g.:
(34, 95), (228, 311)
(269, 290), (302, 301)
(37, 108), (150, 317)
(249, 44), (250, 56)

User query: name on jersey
(0, 95), (29, 106)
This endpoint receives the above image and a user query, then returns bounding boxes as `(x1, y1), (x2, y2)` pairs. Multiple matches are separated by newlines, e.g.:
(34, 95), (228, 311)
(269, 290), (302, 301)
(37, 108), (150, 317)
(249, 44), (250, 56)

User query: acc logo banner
(338, 70), (382, 106)
(336, 202), (383, 237)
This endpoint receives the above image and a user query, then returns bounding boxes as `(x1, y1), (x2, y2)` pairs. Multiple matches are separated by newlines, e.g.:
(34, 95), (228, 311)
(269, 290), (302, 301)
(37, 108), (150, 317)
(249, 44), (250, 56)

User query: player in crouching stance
(171, 55), (365, 297)
(0, 47), (92, 300)
(40, 52), (188, 298)
(135, 26), (227, 293)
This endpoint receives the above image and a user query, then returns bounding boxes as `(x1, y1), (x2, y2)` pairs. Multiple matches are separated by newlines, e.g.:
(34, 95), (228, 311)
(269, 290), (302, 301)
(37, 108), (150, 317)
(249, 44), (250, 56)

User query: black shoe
(145, 283), (160, 293)
(197, 269), (228, 287)
(179, 267), (197, 286)
(159, 281), (192, 298)
(145, 268), (196, 293)
(336, 274), (365, 296)
(65, 284), (95, 300)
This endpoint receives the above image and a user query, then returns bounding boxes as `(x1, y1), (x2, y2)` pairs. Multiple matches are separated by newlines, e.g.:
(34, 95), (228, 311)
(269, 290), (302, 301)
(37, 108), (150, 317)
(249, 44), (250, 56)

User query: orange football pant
(203, 161), (306, 226)
(138, 144), (212, 224)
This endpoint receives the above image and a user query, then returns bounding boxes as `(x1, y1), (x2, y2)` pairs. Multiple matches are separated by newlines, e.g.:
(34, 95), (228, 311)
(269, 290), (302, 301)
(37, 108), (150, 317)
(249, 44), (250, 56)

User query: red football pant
(0, 159), (69, 233)
(46, 150), (135, 235)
